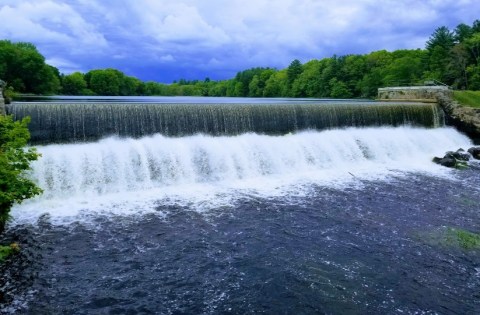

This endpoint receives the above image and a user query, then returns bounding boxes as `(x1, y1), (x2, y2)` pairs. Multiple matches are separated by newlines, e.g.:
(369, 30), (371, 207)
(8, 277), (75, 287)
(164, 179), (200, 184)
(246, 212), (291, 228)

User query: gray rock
(467, 147), (480, 159)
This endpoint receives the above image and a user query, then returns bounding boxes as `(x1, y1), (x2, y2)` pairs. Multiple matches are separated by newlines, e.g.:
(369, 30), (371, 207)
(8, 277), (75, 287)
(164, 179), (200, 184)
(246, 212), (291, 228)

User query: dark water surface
(1, 170), (479, 314)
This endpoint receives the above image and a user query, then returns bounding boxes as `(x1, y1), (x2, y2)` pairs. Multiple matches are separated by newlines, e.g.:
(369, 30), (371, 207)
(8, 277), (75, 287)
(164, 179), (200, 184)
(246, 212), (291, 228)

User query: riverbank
(436, 92), (480, 144)
(454, 91), (480, 108)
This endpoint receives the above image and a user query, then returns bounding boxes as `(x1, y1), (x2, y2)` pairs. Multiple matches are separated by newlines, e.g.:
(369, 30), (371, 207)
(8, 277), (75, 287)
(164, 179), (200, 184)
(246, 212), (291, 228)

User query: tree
(454, 23), (473, 43)
(426, 26), (455, 51)
(86, 69), (124, 95)
(248, 75), (262, 97)
(263, 70), (288, 97)
(449, 44), (470, 89)
(0, 115), (42, 232)
(62, 72), (88, 95)
(329, 78), (352, 98)
(426, 26), (455, 84)
(0, 40), (60, 94)
(287, 59), (303, 87)
(465, 33), (480, 65)
(291, 59), (322, 97)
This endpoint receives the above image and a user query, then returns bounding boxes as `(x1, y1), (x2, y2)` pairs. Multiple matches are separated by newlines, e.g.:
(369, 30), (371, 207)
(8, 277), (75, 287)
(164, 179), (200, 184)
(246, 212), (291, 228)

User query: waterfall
(7, 102), (444, 143)
(22, 127), (468, 202)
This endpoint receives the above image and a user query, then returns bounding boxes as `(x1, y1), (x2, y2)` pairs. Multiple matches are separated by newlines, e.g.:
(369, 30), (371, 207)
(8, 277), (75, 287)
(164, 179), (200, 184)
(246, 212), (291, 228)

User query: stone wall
(378, 86), (480, 144)
(377, 86), (452, 102)
(436, 93), (480, 144)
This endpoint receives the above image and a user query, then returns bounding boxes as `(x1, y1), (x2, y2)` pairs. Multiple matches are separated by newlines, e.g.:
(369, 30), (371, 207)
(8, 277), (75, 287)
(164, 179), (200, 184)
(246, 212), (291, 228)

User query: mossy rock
(414, 227), (480, 251)
(446, 228), (480, 250)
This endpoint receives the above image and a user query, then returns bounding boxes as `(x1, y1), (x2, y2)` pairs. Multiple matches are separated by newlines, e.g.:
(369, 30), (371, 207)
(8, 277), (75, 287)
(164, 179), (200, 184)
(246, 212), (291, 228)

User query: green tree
(286, 59), (303, 87)
(0, 115), (42, 232)
(383, 50), (426, 86)
(329, 78), (352, 98)
(0, 40), (60, 94)
(426, 26), (455, 84)
(248, 75), (262, 97)
(86, 69), (124, 95)
(454, 23), (473, 43)
(291, 59), (322, 97)
(62, 72), (88, 95)
(263, 70), (288, 97)
(465, 33), (480, 65)
(449, 44), (470, 89)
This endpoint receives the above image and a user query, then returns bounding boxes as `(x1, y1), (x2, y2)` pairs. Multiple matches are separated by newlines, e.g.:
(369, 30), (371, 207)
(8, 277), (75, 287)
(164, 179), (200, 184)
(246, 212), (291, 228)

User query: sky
(0, 0), (478, 83)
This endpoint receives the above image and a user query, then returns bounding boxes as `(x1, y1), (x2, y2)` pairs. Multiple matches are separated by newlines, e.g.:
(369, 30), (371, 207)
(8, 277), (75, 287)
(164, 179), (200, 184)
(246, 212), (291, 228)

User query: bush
(0, 115), (42, 232)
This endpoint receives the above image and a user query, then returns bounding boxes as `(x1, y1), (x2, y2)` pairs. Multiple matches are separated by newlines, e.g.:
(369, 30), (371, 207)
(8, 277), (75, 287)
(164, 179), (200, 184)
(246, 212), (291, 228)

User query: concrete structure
(378, 86), (452, 103)
(378, 85), (480, 144)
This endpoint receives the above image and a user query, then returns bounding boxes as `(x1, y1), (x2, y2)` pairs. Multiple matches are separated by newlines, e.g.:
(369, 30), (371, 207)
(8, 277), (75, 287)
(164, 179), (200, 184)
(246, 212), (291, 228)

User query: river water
(1, 97), (479, 314)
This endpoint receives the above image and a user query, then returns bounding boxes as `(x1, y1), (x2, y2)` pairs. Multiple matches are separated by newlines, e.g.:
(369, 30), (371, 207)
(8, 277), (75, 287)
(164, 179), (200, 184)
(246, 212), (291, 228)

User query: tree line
(1, 20), (480, 99)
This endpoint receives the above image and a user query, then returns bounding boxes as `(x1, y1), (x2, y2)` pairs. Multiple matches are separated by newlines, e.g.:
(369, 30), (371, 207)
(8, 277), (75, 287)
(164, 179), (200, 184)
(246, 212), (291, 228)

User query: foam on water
(9, 126), (472, 225)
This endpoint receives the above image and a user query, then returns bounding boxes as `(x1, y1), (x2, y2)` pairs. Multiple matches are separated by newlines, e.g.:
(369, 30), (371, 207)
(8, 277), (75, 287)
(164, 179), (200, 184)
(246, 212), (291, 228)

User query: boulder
(467, 147), (480, 160)
(432, 156), (456, 167)
(445, 150), (470, 161)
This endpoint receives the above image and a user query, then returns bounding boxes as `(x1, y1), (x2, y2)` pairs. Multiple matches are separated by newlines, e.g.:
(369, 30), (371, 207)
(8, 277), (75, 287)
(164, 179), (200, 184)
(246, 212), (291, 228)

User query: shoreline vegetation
(0, 115), (42, 262)
(1, 20), (480, 102)
(453, 90), (480, 108)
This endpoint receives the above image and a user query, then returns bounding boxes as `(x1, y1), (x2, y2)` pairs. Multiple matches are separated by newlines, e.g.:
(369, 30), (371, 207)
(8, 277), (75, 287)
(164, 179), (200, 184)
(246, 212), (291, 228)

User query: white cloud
(45, 57), (84, 74)
(160, 54), (175, 62)
(0, 1), (108, 52)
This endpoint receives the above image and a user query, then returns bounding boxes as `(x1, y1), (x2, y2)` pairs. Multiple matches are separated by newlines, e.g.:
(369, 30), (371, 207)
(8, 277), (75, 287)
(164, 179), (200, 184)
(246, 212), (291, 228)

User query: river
(1, 97), (479, 314)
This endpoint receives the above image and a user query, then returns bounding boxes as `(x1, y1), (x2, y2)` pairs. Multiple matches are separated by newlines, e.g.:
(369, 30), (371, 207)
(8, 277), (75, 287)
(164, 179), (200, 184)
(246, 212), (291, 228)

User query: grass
(453, 90), (480, 108)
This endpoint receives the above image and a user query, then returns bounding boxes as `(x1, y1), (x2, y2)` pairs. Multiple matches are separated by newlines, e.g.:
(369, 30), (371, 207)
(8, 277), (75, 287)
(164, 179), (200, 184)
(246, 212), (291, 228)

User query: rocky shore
(433, 147), (480, 168)
(434, 93), (480, 144)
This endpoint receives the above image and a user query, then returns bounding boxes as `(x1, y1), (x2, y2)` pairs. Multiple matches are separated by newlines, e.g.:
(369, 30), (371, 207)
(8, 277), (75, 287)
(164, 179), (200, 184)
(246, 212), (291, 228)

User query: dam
(6, 97), (444, 144)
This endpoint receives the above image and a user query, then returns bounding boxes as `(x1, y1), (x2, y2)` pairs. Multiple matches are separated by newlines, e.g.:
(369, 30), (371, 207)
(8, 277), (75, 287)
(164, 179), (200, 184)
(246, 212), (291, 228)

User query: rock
(467, 147), (480, 159)
(433, 156), (456, 167)
(445, 151), (470, 161)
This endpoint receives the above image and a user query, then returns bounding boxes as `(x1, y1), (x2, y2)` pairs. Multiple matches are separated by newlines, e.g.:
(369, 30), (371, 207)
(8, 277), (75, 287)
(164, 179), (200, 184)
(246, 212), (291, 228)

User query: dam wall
(377, 86), (452, 102)
(378, 86), (480, 144)
(7, 102), (443, 144)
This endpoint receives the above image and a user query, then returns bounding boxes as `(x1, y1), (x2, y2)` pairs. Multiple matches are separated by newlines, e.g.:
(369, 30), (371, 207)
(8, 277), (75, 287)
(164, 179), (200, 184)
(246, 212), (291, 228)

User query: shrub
(0, 115), (42, 232)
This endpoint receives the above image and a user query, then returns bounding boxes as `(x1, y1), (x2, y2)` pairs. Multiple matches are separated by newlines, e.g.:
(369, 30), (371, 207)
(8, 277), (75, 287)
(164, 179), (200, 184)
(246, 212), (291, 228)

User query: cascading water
(3, 99), (479, 315)
(11, 126), (472, 224)
(7, 101), (443, 143)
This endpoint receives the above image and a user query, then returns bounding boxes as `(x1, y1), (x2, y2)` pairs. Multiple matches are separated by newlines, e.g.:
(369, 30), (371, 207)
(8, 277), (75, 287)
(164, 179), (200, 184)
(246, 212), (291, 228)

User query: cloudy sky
(0, 0), (478, 83)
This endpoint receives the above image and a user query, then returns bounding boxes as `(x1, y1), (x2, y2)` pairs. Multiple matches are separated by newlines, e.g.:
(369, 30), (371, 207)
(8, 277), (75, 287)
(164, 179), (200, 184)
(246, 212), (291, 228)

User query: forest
(1, 20), (480, 99)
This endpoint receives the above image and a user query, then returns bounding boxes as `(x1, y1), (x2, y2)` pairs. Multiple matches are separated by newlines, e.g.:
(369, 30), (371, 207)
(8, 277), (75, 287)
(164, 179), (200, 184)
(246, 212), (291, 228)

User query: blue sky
(0, 0), (478, 83)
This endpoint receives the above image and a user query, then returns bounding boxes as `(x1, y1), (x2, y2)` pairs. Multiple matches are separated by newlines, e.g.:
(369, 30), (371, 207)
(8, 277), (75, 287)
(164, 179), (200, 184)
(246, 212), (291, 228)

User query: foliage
(2, 86), (16, 104)
(453, 90), (480, 108)
(0, 40), (61, 95)
(0, 115), (42, 231)
(62, 72), (88, 95)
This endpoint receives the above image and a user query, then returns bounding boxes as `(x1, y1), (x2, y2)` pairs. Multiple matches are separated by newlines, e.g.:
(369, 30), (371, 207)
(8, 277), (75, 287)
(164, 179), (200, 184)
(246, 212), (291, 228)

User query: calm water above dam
(1, 97), (479, 314)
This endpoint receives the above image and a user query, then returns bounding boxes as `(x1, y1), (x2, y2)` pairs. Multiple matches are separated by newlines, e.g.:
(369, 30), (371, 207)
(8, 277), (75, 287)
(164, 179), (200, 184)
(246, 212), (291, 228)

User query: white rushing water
(10, 126), (472, 225)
